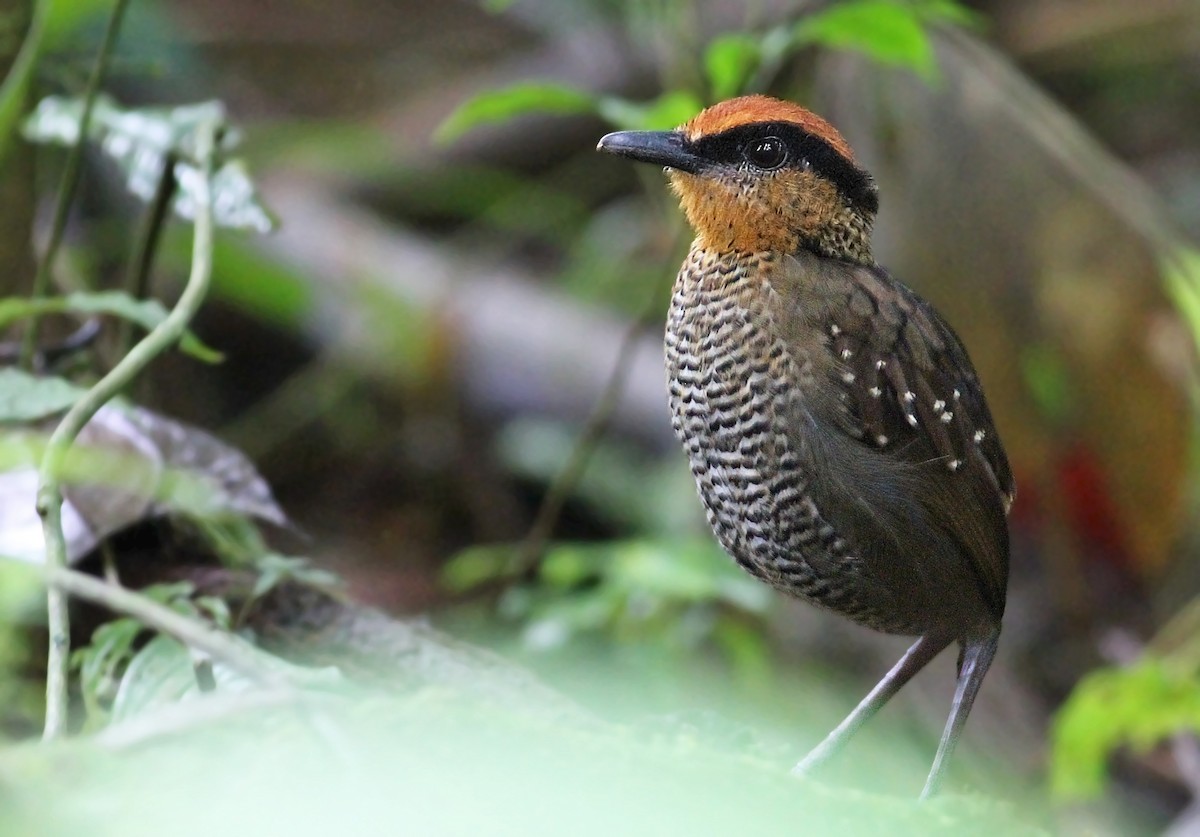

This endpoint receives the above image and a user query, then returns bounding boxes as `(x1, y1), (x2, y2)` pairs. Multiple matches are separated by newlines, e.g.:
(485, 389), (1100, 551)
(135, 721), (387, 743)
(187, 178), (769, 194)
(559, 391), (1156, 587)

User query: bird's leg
(792, 633), (952, 777)
(919, 629), (1000, 800)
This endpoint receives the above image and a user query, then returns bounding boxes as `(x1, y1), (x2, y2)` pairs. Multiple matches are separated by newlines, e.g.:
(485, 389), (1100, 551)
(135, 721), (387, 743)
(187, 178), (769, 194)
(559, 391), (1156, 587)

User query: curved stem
(37, 119), (216, 740)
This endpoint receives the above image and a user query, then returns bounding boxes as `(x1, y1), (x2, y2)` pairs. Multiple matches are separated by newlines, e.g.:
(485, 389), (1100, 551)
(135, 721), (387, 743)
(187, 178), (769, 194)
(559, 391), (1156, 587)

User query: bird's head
(598, 95), (878, 264)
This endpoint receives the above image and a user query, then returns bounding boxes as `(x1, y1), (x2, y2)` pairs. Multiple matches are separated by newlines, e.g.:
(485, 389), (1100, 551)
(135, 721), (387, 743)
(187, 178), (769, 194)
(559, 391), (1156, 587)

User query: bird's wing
(775, 253), (1013, 620)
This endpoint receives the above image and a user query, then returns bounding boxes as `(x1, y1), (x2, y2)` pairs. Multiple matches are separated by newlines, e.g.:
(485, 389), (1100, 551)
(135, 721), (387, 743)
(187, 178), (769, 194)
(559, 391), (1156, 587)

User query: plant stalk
(38, 119), (217, 740)
(20, 0), (131, 370)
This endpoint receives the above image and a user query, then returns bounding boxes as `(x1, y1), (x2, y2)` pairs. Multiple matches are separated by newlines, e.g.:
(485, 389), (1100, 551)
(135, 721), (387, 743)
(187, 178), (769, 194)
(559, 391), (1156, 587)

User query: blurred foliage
(1052, 596), (1200, 800)
(0, 291), (221, 362)
(387, 164), (593, 246)
(23, 93), (276, 233)
(439, 0), (977, 142)
(443, 417), (780, 670)
(0, 562), (43, 735)
(0, 368), (87, 421)
(790, 0), (980, 81)
(1163, 246), (1200, 371)
(436, 82), (598, 142)
(437, 81), (707, 140)
(204, 237), (312, 329)
(1018, 344), (1073, 426)
(71, 581), (230, 727)
(447, 539), (771, 660)
(496, 418), (700, 535)
(1051, 659), (1200, 799)
(0, 408), (285, 527)
(0, 683), (1044, 837)
(0, 0), (287, 748)
(151, 229), (315, 330)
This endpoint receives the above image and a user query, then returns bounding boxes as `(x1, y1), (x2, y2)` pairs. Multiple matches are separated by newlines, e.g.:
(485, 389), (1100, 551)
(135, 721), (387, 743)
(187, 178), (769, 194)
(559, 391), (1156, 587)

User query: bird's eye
(744, 137), (787, 170)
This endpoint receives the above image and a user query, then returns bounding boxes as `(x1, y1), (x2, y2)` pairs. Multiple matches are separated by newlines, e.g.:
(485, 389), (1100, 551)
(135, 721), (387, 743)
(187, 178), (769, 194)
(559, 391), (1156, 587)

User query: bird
(597, 94), (1014, 799)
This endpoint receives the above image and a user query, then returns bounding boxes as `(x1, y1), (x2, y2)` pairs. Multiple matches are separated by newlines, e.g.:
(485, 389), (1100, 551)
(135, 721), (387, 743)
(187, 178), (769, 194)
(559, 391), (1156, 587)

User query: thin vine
(36, 119), (216, 740)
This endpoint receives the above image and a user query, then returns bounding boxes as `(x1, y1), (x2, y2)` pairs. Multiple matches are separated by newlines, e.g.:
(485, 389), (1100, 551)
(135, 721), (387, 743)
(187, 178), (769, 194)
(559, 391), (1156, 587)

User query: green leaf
(0, 369), (87, 422)
(110, 634), (195, 723)
(794, 0), (936, 79)
(443, 545), (524, 592)
(704, 33), (762, 100)
(541, 545), (607, 589)
(140, 581), (199, 608)
(1051, 659), (1200, 798)
(72, 584), (196, 726)
(914, 0), (984, 29)
(196, 595), (232, 630)
(436, 83), (596, 143)
(597, 90), (704, 131)
(183, 157), (277, 233)
(23, 94), (275, 232)
(0, 290), (223, 363)
(73, 618), (145, 722)
(610, 541), (771, 612)
(1162, 246), (1200, 367)
(249, 553), (339, 602)
(42, 0), (114, 44)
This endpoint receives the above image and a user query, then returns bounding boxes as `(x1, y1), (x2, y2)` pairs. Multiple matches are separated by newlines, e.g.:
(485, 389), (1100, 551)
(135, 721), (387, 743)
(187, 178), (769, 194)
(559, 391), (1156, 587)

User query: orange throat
(668, 168), (844, 256)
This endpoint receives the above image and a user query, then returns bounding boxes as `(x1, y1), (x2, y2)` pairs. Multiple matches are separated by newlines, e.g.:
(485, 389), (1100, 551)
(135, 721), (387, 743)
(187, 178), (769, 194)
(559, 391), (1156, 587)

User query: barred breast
(664, 247), (918, 633)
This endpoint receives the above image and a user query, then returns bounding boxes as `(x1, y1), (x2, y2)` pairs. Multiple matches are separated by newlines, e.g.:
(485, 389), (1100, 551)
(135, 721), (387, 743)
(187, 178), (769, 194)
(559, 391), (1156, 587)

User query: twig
(19, 0), (132, 370)
(115, 153), (177, 360)
(36, 119), (218, 740)
(20, 558), (292, 691)
(515, 278), (670, 572)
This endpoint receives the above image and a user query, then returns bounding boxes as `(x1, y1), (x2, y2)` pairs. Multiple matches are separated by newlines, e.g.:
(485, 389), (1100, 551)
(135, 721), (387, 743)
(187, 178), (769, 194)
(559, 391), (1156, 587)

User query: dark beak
(596, 130), (705, 175)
